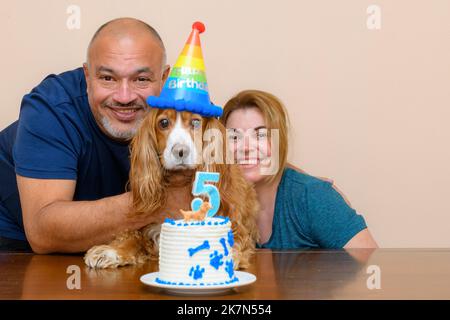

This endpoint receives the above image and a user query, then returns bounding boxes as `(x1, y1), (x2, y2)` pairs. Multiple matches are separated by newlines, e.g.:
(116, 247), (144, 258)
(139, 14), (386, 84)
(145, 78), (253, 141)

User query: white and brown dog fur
(84, 108), (259, 269)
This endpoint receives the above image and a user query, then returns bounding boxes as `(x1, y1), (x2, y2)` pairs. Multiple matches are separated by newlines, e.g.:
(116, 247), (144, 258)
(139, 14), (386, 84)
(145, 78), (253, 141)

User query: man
(0, 18), (170, 253)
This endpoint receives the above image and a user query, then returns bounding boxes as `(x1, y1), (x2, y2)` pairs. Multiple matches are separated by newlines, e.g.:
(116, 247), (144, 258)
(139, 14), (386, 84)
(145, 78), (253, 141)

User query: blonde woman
(221, 90), (378, 249)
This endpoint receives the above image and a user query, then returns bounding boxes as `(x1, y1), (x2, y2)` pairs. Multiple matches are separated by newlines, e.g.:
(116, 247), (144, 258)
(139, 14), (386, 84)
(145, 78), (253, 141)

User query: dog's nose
(172, 143), (190, 160)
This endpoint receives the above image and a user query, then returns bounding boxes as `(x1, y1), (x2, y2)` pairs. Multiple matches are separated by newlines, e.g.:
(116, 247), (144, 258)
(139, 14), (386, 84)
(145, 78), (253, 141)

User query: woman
(221, 90), (378, 249)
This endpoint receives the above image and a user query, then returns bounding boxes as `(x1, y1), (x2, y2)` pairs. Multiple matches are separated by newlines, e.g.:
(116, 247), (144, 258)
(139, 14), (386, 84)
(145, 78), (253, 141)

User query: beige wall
(1, 0), (449, 247)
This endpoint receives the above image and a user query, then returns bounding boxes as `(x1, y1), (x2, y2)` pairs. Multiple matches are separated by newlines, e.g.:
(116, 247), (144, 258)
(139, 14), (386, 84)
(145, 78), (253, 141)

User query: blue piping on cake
(164, 218), (176, 225)
(155, 276), (239, 286)
(164, 216), (230, 227)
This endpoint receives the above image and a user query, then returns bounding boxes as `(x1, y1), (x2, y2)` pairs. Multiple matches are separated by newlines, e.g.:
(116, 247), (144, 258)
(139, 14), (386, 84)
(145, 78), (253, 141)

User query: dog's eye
(191, 119), (201, 129)
(159, 118), (170, 129)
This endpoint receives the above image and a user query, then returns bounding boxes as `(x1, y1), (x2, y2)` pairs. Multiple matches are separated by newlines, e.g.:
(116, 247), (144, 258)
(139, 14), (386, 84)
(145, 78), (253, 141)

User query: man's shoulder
(20, 67), (90, 129)
(15, 67), (92, 158)
(30, 67), (87, 106)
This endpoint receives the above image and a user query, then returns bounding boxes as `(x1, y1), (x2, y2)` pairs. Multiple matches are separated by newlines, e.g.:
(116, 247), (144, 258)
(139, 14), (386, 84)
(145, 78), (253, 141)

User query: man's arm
(17, 175), (148, 254)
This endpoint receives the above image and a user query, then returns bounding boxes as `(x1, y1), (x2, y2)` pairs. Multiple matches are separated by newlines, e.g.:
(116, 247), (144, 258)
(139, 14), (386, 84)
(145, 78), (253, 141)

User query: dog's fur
(84, 109), (259, 269)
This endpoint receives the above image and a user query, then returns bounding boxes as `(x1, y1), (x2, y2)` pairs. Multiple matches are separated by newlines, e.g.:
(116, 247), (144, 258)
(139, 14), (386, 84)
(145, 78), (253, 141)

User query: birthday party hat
(146, 21), (222, 118)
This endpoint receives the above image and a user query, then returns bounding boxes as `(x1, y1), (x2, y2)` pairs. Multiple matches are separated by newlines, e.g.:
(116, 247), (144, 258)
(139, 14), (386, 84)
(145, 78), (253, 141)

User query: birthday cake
(156, 215), (239, 286)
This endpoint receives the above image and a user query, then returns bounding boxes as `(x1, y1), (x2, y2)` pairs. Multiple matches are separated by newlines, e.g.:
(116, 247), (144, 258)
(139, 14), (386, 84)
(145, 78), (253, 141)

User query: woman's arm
(344, 228), (378, 248)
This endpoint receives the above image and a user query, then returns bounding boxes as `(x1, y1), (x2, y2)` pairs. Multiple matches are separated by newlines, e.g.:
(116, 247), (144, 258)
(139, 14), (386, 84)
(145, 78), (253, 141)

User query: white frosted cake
(156, 216), (239, 286)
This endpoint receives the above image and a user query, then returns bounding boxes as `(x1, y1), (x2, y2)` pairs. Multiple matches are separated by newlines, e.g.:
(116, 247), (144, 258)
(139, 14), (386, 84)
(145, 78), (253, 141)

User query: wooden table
(1, 249), (450, 300)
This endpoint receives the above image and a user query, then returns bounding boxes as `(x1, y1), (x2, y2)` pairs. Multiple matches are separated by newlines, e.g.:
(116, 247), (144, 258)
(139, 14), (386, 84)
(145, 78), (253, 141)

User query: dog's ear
(199, 117), (259, 269)
(198, 117), (233, 212)
(129, 110), (165, 216)
(199, 117), (227, 176)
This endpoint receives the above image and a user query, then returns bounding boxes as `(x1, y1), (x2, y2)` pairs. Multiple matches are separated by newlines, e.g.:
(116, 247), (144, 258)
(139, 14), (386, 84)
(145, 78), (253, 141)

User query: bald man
(0, 18), (170, 253)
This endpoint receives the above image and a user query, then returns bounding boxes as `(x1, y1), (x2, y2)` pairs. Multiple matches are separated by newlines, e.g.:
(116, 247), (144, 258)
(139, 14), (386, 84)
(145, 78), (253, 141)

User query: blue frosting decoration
(165, 217), (230, 227)
(155, 277), (239, 286)
(227, 230), (234, 247)
(209, 250), (224, 270)
(225, 260), (235, 279)
(189, 265), (205, 280)
(188, 240), (210, 257)
(164, 218), (176, 225)
(219, 238), (229, 256)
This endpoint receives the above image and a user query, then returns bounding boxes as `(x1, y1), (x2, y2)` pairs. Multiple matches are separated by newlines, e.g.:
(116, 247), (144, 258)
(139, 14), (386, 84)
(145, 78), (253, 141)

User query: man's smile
(107, 106), (144, 122)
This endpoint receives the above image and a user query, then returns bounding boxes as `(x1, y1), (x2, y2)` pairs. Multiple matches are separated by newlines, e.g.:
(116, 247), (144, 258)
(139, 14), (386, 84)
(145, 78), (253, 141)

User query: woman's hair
(221, 89), (290, 183)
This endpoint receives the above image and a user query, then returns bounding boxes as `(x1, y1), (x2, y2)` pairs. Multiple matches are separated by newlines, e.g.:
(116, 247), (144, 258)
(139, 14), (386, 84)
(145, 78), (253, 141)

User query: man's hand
(17, 175), (141, 253)
(286, 163), (353, 207)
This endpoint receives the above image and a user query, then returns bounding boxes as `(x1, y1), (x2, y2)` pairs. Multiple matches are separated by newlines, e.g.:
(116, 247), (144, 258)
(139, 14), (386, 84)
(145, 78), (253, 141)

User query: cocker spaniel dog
(84, 109), (259, 269)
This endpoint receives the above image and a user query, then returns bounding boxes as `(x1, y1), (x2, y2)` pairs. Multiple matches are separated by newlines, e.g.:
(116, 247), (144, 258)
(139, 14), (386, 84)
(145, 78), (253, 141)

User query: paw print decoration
(209, 250), (224, 269)
(189, 265), (205, 280)
(187, 236), (235, 281)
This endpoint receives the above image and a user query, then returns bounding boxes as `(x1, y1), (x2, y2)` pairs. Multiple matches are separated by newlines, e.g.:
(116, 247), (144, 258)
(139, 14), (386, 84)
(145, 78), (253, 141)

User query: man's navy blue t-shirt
(0, 68), (130, 242)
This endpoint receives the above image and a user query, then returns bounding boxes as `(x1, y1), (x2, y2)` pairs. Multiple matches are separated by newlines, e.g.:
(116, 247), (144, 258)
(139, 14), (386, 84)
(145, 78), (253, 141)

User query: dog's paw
(84, 245), (122, 269)
(232, 249), (250, 270)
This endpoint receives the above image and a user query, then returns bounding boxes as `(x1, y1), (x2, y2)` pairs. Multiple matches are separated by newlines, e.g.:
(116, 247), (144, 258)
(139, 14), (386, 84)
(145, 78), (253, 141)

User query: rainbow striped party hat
(146, 21), (222, 118)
